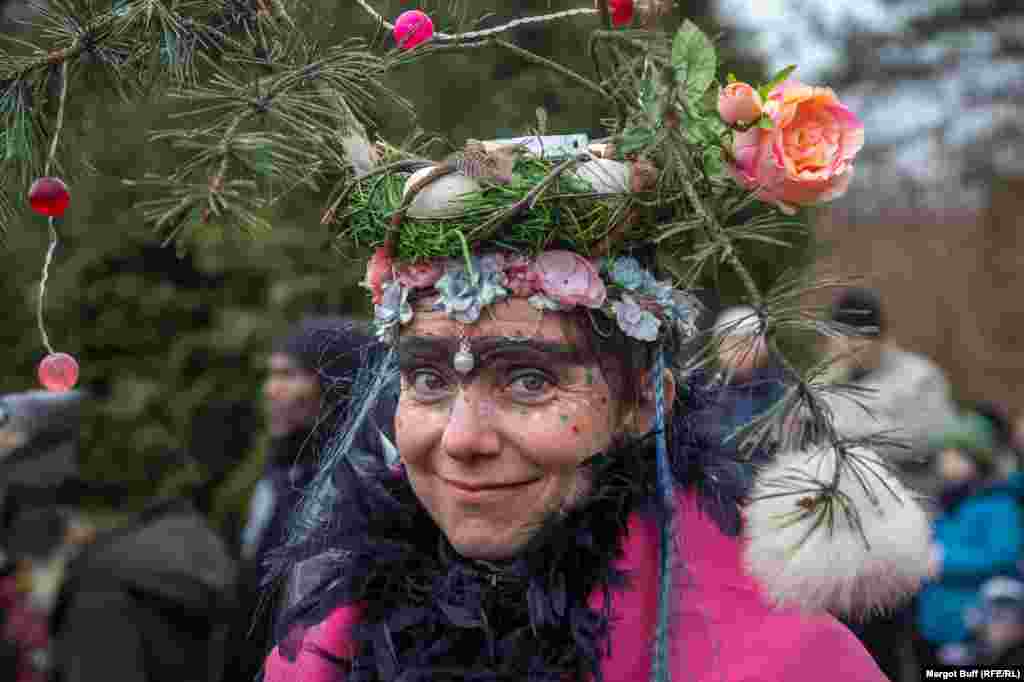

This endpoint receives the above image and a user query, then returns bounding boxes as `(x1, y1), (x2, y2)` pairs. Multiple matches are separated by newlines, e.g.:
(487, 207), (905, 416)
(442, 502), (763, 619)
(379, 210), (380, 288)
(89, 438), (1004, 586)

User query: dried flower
(363, 245), (394, 305)
(395, 260), (443, 289)
(504, 256), (542, 298)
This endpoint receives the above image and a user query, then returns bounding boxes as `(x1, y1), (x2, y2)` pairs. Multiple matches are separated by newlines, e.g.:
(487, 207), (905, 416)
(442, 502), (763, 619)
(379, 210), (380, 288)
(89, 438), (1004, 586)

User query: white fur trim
(402, 166), (483, 219)
(743, 445), (931, 619)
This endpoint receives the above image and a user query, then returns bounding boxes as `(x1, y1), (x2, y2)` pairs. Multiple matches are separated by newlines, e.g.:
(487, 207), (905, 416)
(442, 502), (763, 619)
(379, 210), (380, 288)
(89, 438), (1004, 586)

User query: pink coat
(264, 490), (887, 682)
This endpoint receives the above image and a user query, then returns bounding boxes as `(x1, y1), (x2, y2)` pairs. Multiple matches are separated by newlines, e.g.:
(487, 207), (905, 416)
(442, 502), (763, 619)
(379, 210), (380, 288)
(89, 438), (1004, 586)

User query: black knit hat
(829, 287), (884, 337)
(272, 316), (375, 394)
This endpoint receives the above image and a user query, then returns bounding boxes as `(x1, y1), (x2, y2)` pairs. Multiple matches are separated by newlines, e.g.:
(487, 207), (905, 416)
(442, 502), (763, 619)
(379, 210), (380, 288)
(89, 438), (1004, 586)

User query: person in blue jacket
(916, 410), (1024, 667)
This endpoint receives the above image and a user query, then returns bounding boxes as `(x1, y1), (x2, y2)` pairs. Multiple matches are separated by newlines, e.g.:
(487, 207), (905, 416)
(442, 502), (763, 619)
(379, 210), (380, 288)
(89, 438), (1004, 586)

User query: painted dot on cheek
(560, 415), (569, 424)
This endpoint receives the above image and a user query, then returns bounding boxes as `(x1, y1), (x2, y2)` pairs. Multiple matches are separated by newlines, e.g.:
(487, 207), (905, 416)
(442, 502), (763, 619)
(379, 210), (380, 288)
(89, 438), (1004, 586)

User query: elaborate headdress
(2, 1), (929, 679)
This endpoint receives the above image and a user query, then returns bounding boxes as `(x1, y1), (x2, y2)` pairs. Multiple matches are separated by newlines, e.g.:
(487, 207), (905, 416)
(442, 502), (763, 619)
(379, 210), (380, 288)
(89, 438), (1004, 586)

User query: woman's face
(263, 353), (322, 437)
(395, 297), (630, 560)
(938, 447), (977, 483)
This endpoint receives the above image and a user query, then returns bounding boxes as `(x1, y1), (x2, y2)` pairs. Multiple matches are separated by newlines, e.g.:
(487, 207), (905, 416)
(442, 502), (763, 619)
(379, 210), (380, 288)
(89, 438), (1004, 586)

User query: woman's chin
(446, 527), (528, 561)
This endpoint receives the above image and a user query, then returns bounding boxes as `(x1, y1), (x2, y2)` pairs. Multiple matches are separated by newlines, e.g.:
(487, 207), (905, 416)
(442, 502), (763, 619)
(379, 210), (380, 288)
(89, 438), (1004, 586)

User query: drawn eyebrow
(398, 336), (581, 365)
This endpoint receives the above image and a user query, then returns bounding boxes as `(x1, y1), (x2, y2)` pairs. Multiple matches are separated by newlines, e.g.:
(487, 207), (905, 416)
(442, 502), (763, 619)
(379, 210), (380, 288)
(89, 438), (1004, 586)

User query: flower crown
(367, 243), (701, 345)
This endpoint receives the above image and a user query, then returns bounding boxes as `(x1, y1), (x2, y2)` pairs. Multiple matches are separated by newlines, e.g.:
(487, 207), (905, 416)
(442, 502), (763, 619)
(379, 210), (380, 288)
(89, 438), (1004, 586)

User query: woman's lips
(443, 477), (539, 496)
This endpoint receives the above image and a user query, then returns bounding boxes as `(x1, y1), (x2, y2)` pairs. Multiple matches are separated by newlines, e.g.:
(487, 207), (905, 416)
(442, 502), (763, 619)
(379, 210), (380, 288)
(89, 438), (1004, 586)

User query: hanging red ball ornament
(393, 10), (434, 50)
(38, 352), (79, 392)
(607, 0), (634, 26)
(28, 177), (70, 218)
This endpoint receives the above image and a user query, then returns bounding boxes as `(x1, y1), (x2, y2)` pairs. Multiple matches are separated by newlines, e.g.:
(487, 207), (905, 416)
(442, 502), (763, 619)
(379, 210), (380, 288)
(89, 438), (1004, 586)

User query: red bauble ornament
(38, 352), (79, 392)
(28, 177), (70, 218)
(393, 10), (434, 50)
(608, 0), (634, 26)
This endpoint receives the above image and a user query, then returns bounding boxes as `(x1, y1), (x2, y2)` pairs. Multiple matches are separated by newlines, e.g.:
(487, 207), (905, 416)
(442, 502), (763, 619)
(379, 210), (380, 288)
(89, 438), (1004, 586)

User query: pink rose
(503, 255), (542, 298)
(395, 259), (443, 290)
(718, 82), (764, 126)
(729, 80), (865, 215)
(534, 251), (606, 308)
(363, 245), (394, 305)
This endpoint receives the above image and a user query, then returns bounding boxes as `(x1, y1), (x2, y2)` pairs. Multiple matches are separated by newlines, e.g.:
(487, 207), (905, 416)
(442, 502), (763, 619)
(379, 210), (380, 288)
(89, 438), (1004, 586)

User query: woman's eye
(410, 370), (449, 395)
(507, 371), (553, 397)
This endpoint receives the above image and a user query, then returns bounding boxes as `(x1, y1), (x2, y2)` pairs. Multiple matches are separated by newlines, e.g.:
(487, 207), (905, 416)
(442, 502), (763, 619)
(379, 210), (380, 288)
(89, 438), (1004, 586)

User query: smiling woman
(254, 7), (928, 682)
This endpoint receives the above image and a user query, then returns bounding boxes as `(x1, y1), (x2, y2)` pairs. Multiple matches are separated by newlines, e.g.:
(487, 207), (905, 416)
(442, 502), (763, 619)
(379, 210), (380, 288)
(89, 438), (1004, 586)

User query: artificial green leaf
(671, 20), (717, 105)
(758, 64), (797, 100)
(757, 115), (775, 129)
(727, 72), (737, 84)
(618, 126), (656, 155)
(702, 147), (725, 178)
(641, 73), (658, 121)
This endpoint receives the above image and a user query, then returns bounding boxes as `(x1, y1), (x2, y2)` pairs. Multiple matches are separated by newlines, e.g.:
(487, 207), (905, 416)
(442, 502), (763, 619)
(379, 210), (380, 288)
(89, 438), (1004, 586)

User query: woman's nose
(264, 377), (285, 401)
(440, 387), (501, 461)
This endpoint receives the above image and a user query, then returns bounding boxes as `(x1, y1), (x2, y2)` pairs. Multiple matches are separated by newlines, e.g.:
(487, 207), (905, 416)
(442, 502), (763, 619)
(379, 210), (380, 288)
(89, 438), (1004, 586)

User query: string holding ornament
(28, 60), (79, 392)
(28, 180), (79, 392)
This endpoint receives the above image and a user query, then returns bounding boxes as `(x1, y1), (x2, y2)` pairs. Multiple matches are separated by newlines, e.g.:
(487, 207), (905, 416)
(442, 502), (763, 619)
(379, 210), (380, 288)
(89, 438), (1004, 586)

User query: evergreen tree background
(0, 0), (789, 512)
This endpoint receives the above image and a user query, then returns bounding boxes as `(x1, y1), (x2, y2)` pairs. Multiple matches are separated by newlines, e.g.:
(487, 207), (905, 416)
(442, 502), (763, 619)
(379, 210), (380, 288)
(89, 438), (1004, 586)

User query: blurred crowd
(1, 288), (1022, 681)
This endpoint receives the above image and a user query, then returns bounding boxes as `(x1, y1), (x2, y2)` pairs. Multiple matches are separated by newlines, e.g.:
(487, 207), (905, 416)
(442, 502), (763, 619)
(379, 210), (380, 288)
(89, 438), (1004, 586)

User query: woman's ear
(628, 368), (676, 435)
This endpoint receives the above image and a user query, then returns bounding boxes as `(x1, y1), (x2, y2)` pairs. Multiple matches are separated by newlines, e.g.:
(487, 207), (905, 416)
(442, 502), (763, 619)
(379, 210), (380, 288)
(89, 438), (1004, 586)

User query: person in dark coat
(0, 388), (238, 682)
(221, 316), (391, 682)
(50, 497), (237, 682)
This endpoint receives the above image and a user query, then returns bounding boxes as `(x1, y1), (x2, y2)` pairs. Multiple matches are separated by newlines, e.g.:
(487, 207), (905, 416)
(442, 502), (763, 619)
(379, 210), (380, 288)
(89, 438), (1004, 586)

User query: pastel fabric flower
(610, 257), (654, 292)
(435, 268), (483, 324)
(395, 260), (443, 290)
(612, 294), (661, 342)
(535, 251), (607, 309)
(718, 82), (764, 126)
(729, 80), (865, 215)
(434, 264), (509, 324)
(363, 246), (394, 305)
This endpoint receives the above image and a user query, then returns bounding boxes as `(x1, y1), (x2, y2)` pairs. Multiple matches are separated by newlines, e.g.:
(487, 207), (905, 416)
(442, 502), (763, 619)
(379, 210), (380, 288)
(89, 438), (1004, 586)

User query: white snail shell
(402, 165), (482, 219)
(572, 158), (631, 194)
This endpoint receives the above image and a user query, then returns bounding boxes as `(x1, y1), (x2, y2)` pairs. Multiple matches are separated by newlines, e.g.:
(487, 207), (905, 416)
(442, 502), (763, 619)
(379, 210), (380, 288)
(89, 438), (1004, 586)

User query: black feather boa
(265, 375), (766, 682)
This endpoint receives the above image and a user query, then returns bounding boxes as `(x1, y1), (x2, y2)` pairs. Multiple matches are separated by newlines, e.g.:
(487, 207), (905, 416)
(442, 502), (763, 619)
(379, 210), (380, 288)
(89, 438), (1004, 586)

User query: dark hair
(973, 401), (1014, 448)
(830, 287), (884, 337)
(273, 316), (375, 394)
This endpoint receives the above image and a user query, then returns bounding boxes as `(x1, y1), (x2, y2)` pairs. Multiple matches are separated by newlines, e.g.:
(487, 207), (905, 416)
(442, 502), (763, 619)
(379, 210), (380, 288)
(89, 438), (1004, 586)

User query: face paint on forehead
(397, 335), (586, 375)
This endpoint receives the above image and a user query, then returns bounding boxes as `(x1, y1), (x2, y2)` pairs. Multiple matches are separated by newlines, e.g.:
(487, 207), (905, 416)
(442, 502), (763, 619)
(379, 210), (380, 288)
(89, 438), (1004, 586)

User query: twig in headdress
(464, 154), (590, 244)
(321, 159), (433, 225)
